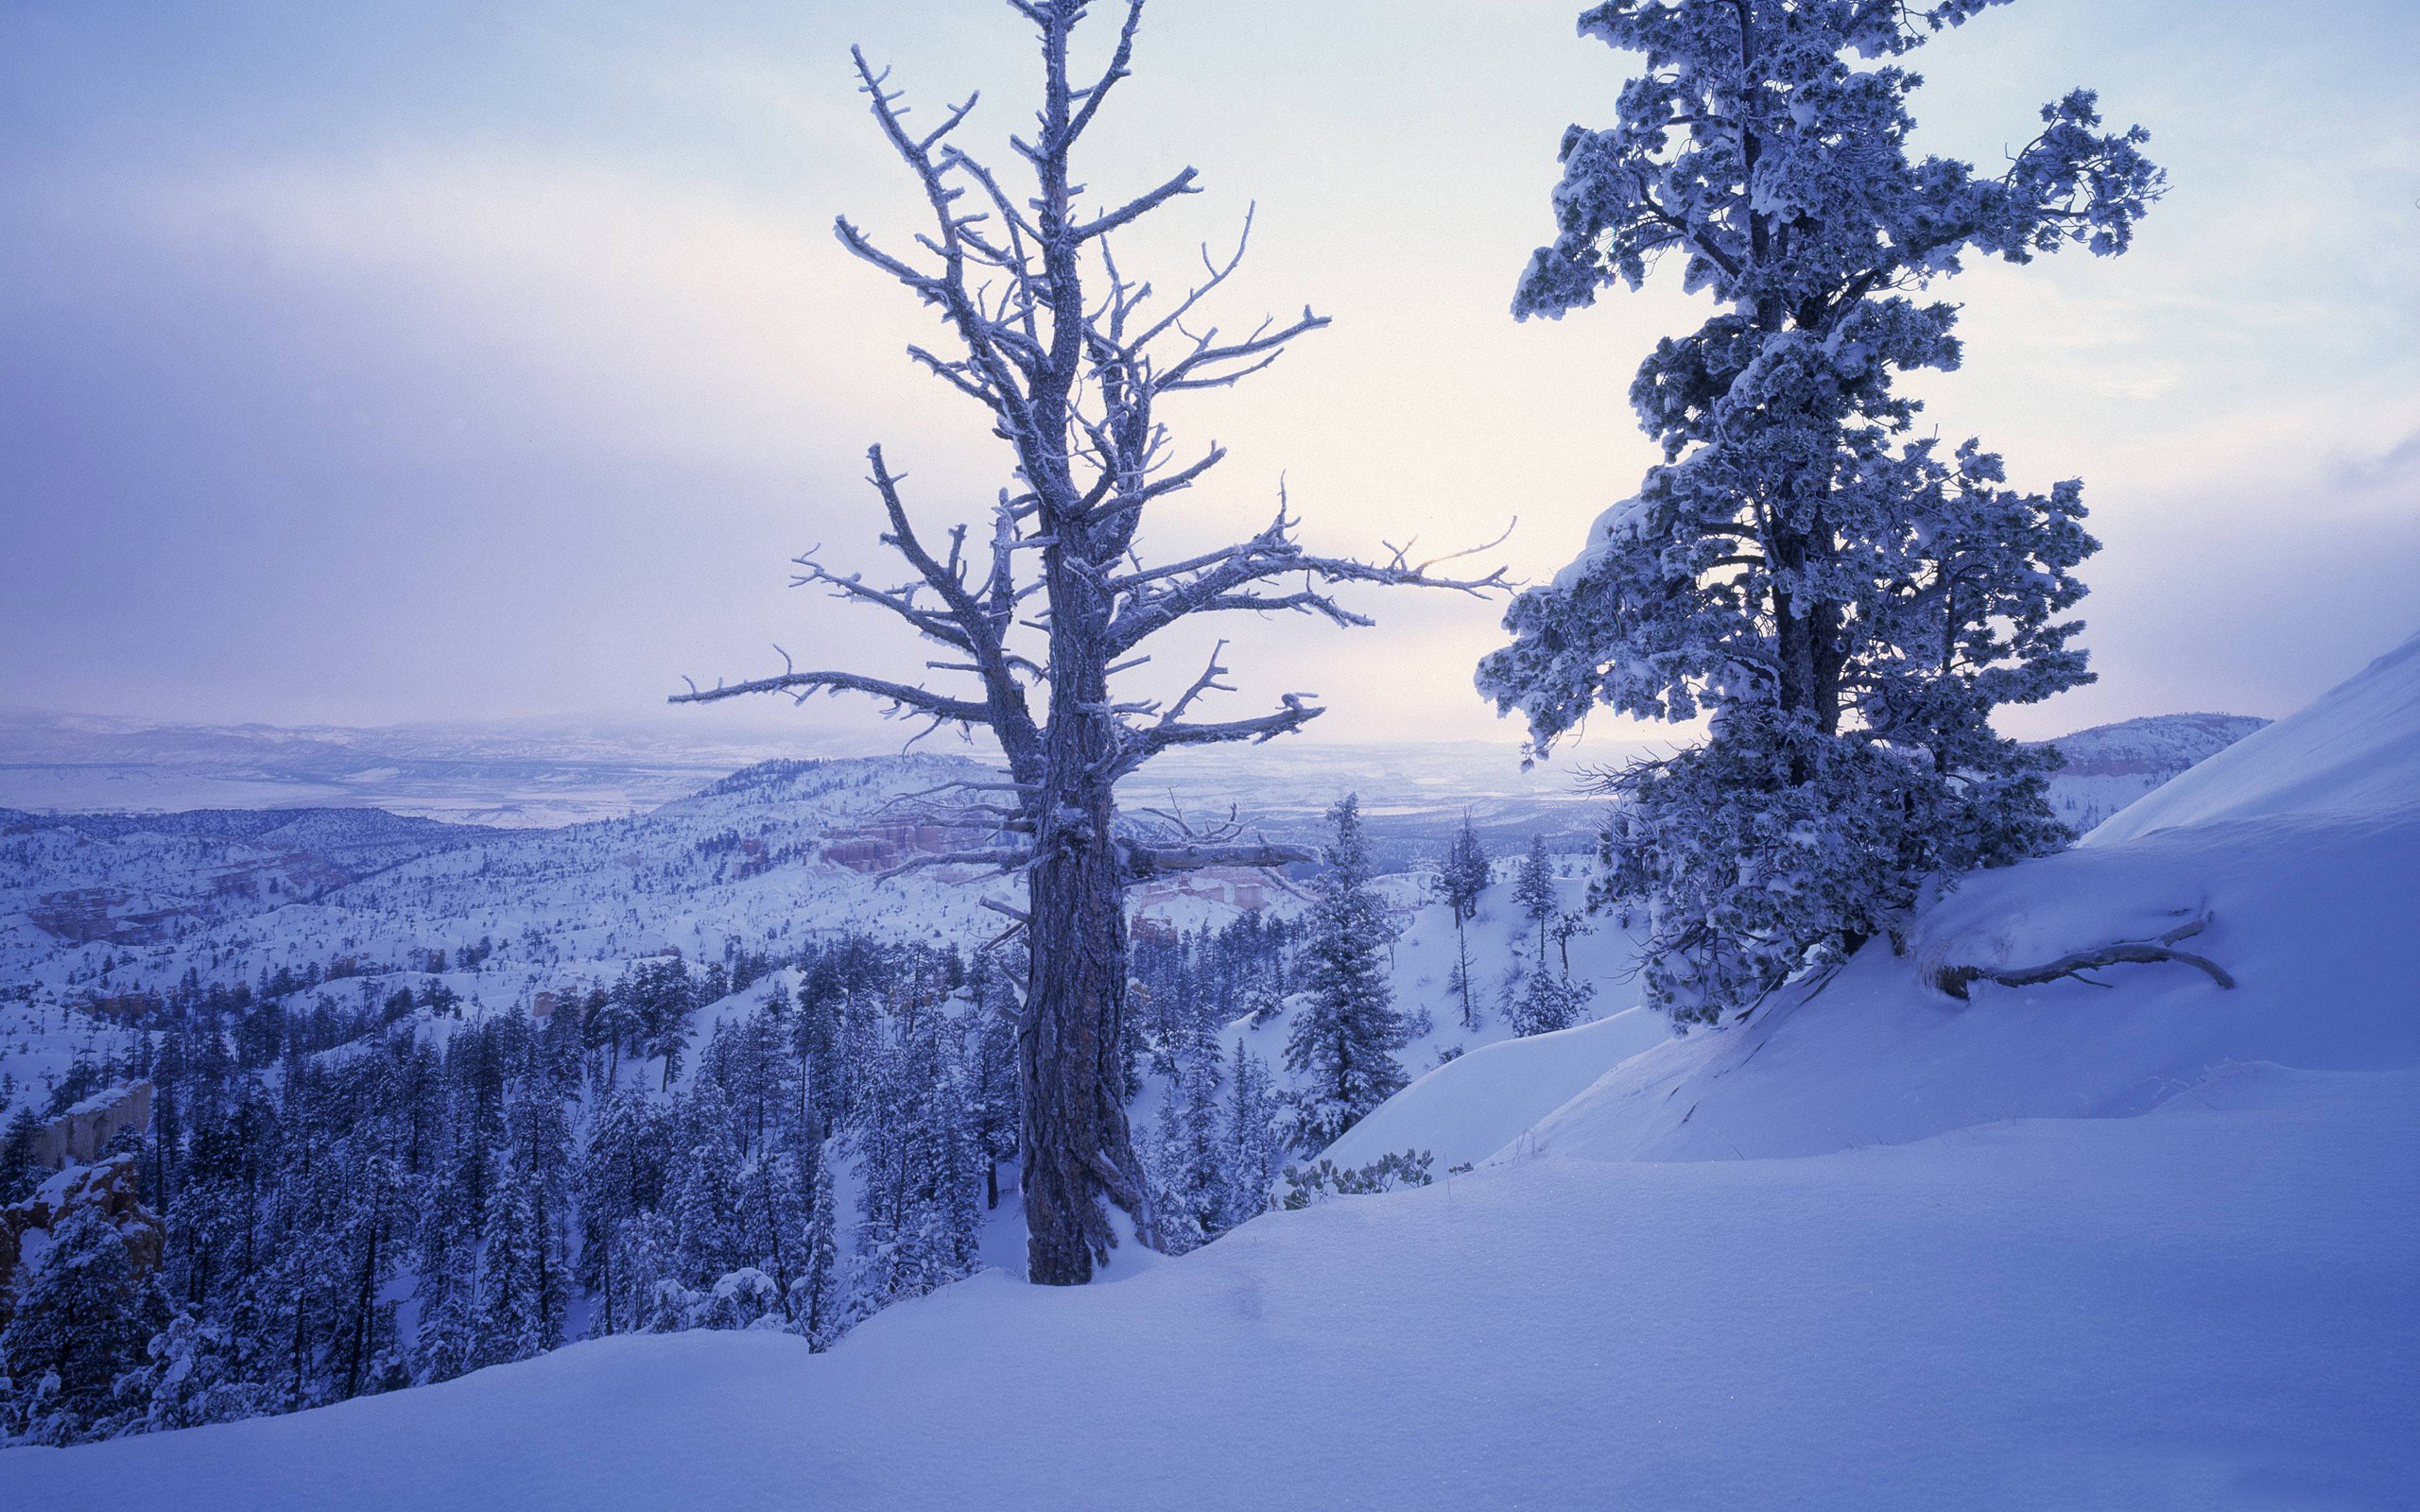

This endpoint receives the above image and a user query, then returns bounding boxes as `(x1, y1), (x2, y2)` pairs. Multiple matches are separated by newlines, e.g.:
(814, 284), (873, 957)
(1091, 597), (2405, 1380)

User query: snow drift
(5, 633), (2415, 1508)
(1519, 628), (2420, 1167)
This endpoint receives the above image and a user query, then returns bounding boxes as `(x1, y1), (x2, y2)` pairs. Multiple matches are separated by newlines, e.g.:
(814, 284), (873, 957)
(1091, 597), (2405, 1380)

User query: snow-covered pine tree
(635, 959), (695, 1091)
(0, 1107), (41, 1204)
(1478, 0), (2161, 1022)
(1284, 796), (1409, 1153)
(0, 1207), (155, 1445)
(1219, 1042), (1285, 1231)
(1150, 1040), (1228, 1255)
(473, 1160), (552, 1368)
(574, 1088), (666, 1338)
(795, 1134), (841, 1350)
(1440, 815), (1491, 1030)
(1506, 958), (1590, 1038)
(963, 960), (1021, 1211)
(1512, 835), (1558, 964)
(410, 1210), (468, 1383)
(672, 0), (1501, 1285)
(123, 1312), (264, 1435)
(670, 1104), (746, 1301)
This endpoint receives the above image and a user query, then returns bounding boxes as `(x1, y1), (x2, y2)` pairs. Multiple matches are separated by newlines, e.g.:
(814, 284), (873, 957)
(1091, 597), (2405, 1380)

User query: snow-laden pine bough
(674, 0), (1504, 1286)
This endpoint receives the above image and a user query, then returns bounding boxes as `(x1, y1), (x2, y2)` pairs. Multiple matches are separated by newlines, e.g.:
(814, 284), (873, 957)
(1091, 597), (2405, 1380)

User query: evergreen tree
(1440, 816), (1492, 1030)
(412, 1167), (480, 1384)
(1478, 0), (2160, 1021)
(474, 1160), (556, 1368)
(671, 1125), (746, 1294)
(1512, 835), (1559, 964)
(1219, 1044), (1284, 1231)
(0, 1208), (153, 1445)
(574, 1088), (666, 1337)
(633, 959), (696, 1091)
(123, 1312), (264, 1435)
(1506, 959), (1593, 1039)
(733, 1150), (810, 1326)
(1284, 797), (1409, 1153)
(0, 1107), (43, 1205)
(964, 963), (1021, 1211)
(1150, 1048), (1229, 1256)
(794, 1136), (840, 1350)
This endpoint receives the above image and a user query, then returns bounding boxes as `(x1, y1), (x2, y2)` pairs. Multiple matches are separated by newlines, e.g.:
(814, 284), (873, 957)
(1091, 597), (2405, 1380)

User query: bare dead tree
(674, 0), (1503, 1285)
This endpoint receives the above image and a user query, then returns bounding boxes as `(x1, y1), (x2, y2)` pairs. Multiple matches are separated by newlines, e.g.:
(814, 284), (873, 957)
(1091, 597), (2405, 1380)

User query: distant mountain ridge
(2035, 713), (2272, 833)
(0, 710), (830, 825)
(0, 707), (2270, 850)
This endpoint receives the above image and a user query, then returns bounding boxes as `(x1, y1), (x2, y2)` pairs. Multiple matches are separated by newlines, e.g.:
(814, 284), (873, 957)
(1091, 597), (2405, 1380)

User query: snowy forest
(1, 0), (2413, 1504)
(5, 795), (1597, 1444)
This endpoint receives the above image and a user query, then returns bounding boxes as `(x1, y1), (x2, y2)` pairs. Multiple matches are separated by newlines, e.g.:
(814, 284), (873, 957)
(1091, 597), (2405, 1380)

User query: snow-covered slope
(2, 1061), (2407, 1510)
(2086, 635), (2420, 844)
(1320, 1007), (1670, 1171)
(1520, 628), (2420, 1167)
(6, 641), (2412, 1505)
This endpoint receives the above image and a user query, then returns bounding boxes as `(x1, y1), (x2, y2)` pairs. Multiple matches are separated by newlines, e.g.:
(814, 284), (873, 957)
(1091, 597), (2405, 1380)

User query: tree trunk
(1019, 750), (1155, 1283)
(1018, 519), (1156, 1282)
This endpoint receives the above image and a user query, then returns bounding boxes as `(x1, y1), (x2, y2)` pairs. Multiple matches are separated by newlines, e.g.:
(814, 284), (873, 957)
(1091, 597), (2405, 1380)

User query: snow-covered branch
(1931, 917), (2237, 1002)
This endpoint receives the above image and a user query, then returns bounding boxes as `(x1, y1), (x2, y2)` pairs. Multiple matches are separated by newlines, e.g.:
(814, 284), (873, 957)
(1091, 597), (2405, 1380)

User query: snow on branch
(1931, 916), (2238, 1002)
(1105, 504), (1511, 655)
(669, 668), (994, 730)
(1117, 838), (1318, 880)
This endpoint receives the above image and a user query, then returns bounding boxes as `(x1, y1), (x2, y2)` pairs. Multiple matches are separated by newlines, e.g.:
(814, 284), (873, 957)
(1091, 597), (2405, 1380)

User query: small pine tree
(0, 1107), (45, 1205)
(1441, 816), (1492, 1030)
(124, 1312), (265, 1435)
(473, 1160), (555, 1368)
(1506, 961), (1585, 1038)
(1220, 1044), (1285, 1231)
(1512, 835), (1558, 964)
(1151, 1052), (1230, 1255)
(794, 1137), (840, 1350)
(1283, 796), (1409, 1154)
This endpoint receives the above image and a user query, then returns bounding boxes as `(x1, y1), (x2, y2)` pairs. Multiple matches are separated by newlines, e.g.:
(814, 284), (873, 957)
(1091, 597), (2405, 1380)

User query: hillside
(2036, 712), (2270, 833)
(0, 711), (1607, 856)
(7, 637), (2408, 1503)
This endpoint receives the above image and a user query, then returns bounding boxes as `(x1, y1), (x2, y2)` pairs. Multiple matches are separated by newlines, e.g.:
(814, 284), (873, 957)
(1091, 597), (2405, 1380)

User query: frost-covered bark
(677, 1), (1499, 1282)
(1480, 0), (2160, 1021)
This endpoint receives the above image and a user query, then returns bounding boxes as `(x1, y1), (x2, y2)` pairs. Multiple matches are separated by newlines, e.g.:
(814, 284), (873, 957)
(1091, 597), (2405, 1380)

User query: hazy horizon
(4, 0), (2414, 754)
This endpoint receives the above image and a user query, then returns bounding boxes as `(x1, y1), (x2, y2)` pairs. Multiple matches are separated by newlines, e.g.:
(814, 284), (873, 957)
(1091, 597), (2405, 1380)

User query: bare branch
(666, 669), (993, 728)
(1072, 167), (1201, 242)
(1118, 838), (1318, 880)
(1063, 0), (1147, 145)
(875, 846), (1035, 882)
(1105, 505), (1512, 654)
(1932, 916), (2238, 1001)
(1115, 691), (1324, 778)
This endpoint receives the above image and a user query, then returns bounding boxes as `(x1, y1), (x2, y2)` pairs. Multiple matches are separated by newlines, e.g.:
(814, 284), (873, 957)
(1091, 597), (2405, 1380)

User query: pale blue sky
(2, 0), (2413, 750)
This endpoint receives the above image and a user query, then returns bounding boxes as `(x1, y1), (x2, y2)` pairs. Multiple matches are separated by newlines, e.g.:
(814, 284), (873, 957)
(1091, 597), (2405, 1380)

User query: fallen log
(1933, 916), (2237, 1001)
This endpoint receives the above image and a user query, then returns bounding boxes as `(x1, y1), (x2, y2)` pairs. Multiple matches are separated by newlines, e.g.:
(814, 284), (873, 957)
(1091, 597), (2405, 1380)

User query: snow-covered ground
(9, 634), (2407, 1503)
